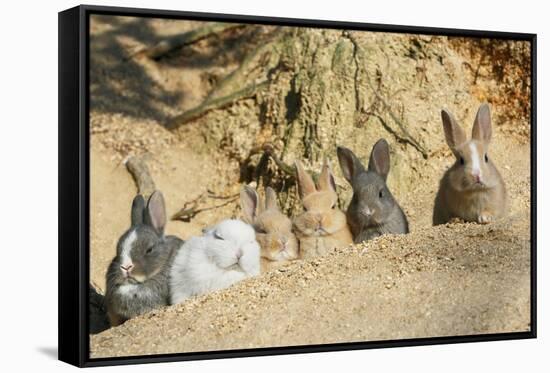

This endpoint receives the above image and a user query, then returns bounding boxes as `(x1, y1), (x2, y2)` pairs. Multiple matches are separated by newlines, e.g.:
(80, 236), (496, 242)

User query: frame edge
(58, 5), (86, 368)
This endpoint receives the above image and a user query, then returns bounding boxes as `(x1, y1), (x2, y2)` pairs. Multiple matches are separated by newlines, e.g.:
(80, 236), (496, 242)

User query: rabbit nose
(472, 171), (481, 183)
(362, 207), (373, 217)
(236, 248), (243, 259)
(120, 264), (134, 272)
(317, 214), (324, 226)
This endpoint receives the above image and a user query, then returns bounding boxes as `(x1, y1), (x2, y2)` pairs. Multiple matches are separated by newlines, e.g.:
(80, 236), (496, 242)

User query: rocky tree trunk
(167, 25), (529, 215)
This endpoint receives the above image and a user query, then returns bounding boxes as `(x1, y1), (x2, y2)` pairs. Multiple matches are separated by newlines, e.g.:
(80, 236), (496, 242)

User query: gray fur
(105, 192), (183, 326)
(337, 141), (409, 244)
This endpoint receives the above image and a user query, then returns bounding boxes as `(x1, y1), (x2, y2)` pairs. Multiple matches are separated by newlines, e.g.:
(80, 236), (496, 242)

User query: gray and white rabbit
(105, 191), (183, 326)
(337, 139), (409, 243)
(170, 219), (260, 305)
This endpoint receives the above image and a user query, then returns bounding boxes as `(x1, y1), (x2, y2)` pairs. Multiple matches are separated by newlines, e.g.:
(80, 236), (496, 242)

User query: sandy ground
(90, 136), (531, 358)
(88, 16), (532, 358)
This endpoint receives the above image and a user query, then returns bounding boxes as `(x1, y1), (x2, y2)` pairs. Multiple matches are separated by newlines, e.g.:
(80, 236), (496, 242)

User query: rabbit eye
(331, 203), (336, 209)
(379, 190), (384, 198)
(255, 227), (267, 234)
(485, 154), (489, 163)
(145, 246), (154, 254)
(459, 157), (465, 165)
(214, 232), (224, 240)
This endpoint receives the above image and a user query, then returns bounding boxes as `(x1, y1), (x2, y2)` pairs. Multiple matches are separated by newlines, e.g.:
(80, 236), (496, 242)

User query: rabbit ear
(264, 187), (280, 211)
(318, 159), (337, 192)
(472, 103), (492, 143)
(131, 195), (145, 226)
(337, 146), (365, 183)
(295, 161), (317, 198)
(441, 109), (467, 150)
(145, 191), (166, 235)
(240, 186), (260, 224)
(202, 226), (214, 235)
(368, 139), (390, 180)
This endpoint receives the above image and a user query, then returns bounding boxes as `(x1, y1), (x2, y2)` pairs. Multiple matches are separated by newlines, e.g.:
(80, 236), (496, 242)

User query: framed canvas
(58, 4), (537, 367)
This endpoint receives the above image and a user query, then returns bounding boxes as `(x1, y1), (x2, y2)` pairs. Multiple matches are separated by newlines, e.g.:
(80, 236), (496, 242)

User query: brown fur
(434, 104), (507, 225)
(293, 160), (353, 259)
(240, 186), (299, 271)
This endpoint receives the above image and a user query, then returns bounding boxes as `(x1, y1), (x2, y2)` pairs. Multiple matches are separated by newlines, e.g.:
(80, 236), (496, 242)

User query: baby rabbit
(337, 140), (409, 243)
(170, 219), (260, 305)
(240, 186), (299, 271)
(293, 160), (353, 259)
(433, 104), (507, 225)
(105, 191), (183, 326)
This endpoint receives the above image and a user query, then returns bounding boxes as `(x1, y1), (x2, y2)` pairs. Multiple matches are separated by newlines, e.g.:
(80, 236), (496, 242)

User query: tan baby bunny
(293, 160), (353, 259)
(433, 103), (507, 225)
(240, 186), (299, 271)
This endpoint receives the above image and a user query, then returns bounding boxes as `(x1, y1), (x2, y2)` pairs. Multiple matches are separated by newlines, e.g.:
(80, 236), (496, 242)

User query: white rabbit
(170, 219), (261, 304)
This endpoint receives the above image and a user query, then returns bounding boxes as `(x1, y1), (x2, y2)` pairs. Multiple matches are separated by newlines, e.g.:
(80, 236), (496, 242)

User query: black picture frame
(58, 4), (537, 368)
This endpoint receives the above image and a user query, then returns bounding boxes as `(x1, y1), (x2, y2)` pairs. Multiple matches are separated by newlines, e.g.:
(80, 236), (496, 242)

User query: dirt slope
(90, 138), (530, 358)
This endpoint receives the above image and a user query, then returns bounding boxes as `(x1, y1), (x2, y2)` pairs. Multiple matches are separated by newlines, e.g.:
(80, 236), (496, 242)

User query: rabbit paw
(477, 213), (494, 224)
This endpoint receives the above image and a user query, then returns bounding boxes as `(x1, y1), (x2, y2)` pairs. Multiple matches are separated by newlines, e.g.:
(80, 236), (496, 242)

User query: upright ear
(368, 139), (390, 181)
(264, 187), (280, 211)
(318, 159), (337, 192)
(145, 191), (166, 236)
(472, 103), (492, 143)
(201, 226), (215, 236)
(240, 186), (260, 224)
(337, 146), (365, 184)
(130, 195), (145, 226)
(441, 109), (467, 150)
(295, 161), (317, 198)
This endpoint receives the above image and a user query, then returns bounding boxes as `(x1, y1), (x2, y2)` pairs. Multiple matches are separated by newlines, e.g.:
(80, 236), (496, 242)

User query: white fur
(116, 283), (153, 299)
(469, 142), (482, 180)
(120, 229), (137, 267)
(117, 283), (139, 297)
(170, 219), (260, 304)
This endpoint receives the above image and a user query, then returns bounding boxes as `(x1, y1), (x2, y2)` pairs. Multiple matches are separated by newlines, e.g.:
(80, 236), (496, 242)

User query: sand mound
(91, 215), (530, 357)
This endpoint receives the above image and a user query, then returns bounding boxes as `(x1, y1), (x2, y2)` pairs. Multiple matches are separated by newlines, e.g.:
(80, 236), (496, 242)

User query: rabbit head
(240, 186), (299, 262)
(337, 139), (398, 230)
(293, 160), (348, 237)
(441, 104), (500, 192)
(113, 191), (172, 284)
(202, 219), (260, 275)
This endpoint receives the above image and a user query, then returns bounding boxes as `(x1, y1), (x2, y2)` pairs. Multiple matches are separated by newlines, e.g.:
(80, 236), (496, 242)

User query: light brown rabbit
(293, 160), (353, 259)
(433, 103), (507, 225)
(240, 186), (299, 271)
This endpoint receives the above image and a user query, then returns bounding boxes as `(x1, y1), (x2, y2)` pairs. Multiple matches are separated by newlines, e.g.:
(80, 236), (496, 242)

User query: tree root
(262, 144), (296, 178)
(172, 191), (239, 222)
(367, 112), (428, 157)
(262, 144), (325, 184)
(166, 80), (269, 129)
(205, 35), (281, 101)
(125, 156), (156, 198)
(167, 28), (283, 130)
(130, 22), (244, 60)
